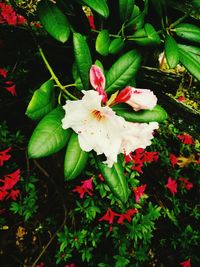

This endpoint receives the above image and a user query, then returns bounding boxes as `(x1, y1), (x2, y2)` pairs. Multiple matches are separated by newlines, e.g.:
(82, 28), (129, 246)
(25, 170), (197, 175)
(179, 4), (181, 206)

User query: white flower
(62, 90), (158, 167)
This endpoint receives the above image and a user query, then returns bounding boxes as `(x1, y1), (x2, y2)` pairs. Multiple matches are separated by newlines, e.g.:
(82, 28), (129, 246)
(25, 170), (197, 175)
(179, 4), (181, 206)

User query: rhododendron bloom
(165, 177), (177, 195)
(90, 65), (107, 103)
(115, 86), (157, 111)
(117, 208), (138, 224)
(62, 90), (158, 167)
(180, 258), (191, 267)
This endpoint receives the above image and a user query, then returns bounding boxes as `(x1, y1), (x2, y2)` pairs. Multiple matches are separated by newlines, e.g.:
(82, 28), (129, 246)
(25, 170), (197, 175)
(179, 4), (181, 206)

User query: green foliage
(105, 50), (141, 94)
(64, 132), (89, 180)
(28, 106), (71, 158)
(26, 79), (55, 120)
(97, 155), (130, 203)
(112, 104), (168, 123)
(96, 30), (110, 56)
(164, 35), (179, 69)
(81, 0), (109, 18)
(37, 0), (70, 43)
(174, 23), (200, 43)
(10, 176), (38, 221)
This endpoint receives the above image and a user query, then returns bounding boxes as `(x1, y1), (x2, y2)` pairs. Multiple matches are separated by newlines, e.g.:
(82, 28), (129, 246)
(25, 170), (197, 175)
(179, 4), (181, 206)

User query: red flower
(177, 134), (193, 145)
(165, 177), (177, 195)
(133, 184), (147, 202)
(73, 177), (93, 198)
(99, 208), (120, 224)
(0, 3), (17, 25)
(143, 151), (159, 162)
(0, 67), (8, 78)
(0, 169), (20, 191)
(180, 258), (191, 267)
(65, 264), (75, 267)
(169, 153), (178, 167)
(5, 81), (17, 96)
(0, 147), (11, 166)
(179, 178), (193, 190)
(177, 96), (185, 102)
(9, 189), (20, 200)
(36, 263), (44, 267)
(117, 208), (138, 224)
(0, 190), (8, 201)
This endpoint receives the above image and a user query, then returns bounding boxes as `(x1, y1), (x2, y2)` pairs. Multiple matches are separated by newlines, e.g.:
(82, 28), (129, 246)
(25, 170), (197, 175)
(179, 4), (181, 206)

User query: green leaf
(129, 23), (161, 45)
(150, 0), (166, 18)
(112, 104), (167, 123)
(82, 0), (109, 18)
(178, 47), (200, 81)
(177, 43), (200, 56)
(174, 23), (200, 43)
(105, 50), (141, 94)
(37, 0), (70, 43)
(164, 35), (179, 69)
(96, 30), (111, 56)
(109, 37), (124, 54)
(64, 132), (89, 180)
(119, 0), (135, 22)
(125, 5), (144, 30)
(73, 33), (92, 90)
(97, 156), (129, 203)
(26, 80), (55, 120)
(28, 106), (71, 158)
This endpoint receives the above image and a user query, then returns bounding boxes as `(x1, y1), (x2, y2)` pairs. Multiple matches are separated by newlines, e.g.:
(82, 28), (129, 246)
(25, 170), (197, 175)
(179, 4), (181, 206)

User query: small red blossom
(65, 264), (75, 267)
(0, 190), (8, 201)
(133, 184), (147, 202)
(165, 177), (177, 195)
(98, 173), (104, 182)
(5, 81), (17, 96)
(36, 263), (44, 267)
(0, 68), (8, 78)
(0, 147), (11, 166)
(177, 133), (193, 145)
(0, 3), (26, 26)
(73, 177), (93, 198)
(17, 15), (26, 25)
(99, 208), (120, 224)
(180, 258), (191, 267)
(177, 96), (185, 102)
(169, 153), (178, 167)
(0, 169), (20, 191)
(179, 178), (193, 190)
(90, 65), (107, 103)
(117, 208), (138, 224)
(8, 189), (20, 200)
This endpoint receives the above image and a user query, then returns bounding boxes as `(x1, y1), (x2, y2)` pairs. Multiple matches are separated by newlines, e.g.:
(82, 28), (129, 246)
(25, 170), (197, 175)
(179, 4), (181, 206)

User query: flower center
(91, 110), (105, 121)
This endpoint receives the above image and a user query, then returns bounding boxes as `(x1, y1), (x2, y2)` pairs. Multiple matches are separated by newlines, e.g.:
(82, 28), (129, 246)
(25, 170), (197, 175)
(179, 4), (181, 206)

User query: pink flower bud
(90, 65), (107, 103)
(115, 87), (157, 111)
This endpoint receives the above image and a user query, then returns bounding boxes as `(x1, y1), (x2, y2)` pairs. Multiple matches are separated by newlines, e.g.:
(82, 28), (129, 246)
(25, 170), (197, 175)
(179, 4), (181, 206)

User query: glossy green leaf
(26, 80), (55, 120)
(192, 0), (200, 7)
(82, 0), (109, 18)
(112, 104), (167, 123)
(164, 35), (179, 69)
(97, 156), (129, 203)
(73, 33), (92, 90)
(179, 47), (200, 81)
(28, 106), (71, 158)
(150, 0), (166, 18)
(37, 0), (70, 43)
(64, 132), (89, 180)
(129, 23), (161, 45)
(105, 50), (141, 94)
(178, 44), (200, 56)
(125, 5), (144, 30)
(109, 38), (124, 54)
(174, 23), (200, 43)
(96, 30), (110, 56)
(119, 0), (135, 22)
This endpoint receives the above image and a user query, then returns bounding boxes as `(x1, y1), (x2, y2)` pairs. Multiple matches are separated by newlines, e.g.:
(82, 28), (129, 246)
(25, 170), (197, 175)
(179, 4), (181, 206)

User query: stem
(38, 47), (78, 100)
(169, 13), (188, 29)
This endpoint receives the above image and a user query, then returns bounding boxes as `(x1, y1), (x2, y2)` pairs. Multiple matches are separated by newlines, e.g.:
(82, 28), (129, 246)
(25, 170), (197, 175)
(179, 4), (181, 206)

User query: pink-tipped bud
(115, 87), (157, 111)
(90, 65), (107, 103)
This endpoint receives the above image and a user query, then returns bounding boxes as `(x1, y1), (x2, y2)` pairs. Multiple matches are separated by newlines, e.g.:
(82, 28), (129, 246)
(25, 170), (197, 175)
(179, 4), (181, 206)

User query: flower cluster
(124, 148), (159, 173)
(62, 65), (159, 167)
(0, 3), (26, 26)
(0, 67), (17, 96)
(98, 207), (138, 225)
(0, 169), (20, 201)
(165, 176), (193, 195)
(73, 177), (93, 198)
